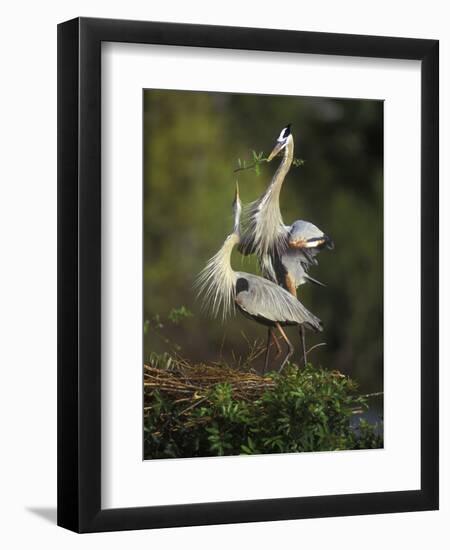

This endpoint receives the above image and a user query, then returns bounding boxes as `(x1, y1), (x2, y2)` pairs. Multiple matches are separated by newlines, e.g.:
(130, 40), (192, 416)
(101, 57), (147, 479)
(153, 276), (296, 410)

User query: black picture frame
(57, 17), (439, 533)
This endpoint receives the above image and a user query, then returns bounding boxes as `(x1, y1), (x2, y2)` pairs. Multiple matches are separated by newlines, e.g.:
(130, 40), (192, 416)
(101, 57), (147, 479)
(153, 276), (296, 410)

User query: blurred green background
(143, 90), (383, 394)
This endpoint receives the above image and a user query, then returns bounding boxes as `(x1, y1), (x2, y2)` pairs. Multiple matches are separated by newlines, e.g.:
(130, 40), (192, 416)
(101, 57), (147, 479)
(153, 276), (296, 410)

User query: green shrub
(143, 363), (382, 459)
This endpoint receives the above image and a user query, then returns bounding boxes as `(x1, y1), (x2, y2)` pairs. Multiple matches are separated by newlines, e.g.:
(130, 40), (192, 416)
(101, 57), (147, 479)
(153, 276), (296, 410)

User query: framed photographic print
(57, 17), (439, 532)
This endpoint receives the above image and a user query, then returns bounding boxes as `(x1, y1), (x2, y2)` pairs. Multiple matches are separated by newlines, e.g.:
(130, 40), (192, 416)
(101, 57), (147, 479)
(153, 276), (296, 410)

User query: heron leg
(275, 323), (294, 373)
(285, 281), (306, 368)
(271, 331), (282, 357)
(263, 328), (272, 374)
(300, 325), (307, 367)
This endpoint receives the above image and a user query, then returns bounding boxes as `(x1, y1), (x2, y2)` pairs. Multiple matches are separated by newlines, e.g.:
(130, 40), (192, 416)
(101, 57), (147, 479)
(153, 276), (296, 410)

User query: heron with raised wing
(196, 183), (322, 372)
(239, 124), (333, 368)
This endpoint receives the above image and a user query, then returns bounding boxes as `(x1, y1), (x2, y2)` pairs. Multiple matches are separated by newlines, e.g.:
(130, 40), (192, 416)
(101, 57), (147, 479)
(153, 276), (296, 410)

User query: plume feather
(194, 234), (238, 320)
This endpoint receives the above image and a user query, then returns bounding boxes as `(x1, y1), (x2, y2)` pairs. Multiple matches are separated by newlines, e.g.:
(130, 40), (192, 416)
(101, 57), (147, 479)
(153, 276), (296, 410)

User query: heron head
(267, 124), (292, 162)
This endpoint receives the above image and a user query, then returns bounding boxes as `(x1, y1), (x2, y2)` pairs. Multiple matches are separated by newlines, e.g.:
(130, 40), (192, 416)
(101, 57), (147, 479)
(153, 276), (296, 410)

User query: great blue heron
(196, 183), (323, 372)
(239, 124), (333, 368)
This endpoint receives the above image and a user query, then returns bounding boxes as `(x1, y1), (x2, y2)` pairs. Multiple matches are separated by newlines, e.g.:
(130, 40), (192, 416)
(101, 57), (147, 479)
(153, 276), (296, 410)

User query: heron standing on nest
(196, 183), (323, 372)
(239, 124), (334, 369)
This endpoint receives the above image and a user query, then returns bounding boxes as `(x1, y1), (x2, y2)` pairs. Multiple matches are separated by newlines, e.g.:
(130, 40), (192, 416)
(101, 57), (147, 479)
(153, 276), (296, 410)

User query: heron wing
(235, 272), (322, 331)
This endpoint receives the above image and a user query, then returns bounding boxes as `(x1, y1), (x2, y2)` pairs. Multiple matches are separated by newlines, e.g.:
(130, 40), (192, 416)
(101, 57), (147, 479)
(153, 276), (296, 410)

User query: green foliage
(143, 363), (382, 459)
(146, 307), (193, 332)
(168, 306), (194, 324)
(144, 307), (193, 358)
(234, 150), (305, 176)
(292, 157), (306, 167)
(148, 351), (174, 370)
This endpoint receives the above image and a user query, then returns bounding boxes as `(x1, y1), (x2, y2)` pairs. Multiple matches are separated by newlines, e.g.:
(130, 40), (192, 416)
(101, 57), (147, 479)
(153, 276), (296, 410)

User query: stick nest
(144, 357), (274, 416)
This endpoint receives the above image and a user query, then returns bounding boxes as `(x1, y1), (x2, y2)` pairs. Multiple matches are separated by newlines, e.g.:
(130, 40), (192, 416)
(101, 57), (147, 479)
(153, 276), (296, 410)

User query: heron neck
(222, 233), (240, 272)
(214, 233), (239, 317)
(233, 207), (241, 237)
(264, 137), (293, 215)
(271, 137), (294, 197)
(255, 137), (293, 254)
(196, 231), (239, 320)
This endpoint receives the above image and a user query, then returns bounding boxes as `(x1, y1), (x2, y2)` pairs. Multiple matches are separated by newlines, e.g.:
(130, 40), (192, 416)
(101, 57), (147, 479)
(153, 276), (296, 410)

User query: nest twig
(143, 358), (275, 417)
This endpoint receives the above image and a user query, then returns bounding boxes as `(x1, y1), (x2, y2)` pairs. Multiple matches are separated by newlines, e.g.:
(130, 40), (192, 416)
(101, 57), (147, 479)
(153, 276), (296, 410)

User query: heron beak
(304, 238), (325, 248)
(234, 181), (240, 201)
(304, 235), (335, 250)
(267, 141), (284, 162)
